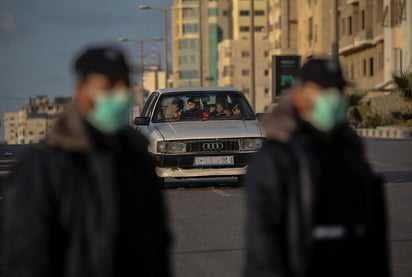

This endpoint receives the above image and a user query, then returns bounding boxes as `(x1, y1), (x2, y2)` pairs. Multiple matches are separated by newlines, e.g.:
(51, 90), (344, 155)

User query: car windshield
(152, 92), (256, 123)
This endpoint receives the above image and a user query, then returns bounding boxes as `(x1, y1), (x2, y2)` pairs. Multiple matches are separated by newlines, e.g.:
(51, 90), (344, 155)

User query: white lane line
(212, 188), (232, 197)
(370, 161), (392, 167)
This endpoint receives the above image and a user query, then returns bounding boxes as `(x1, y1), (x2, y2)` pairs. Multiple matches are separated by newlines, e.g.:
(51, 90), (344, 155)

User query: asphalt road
(166, 138), (412, 277)
(0, 138), (411, 276)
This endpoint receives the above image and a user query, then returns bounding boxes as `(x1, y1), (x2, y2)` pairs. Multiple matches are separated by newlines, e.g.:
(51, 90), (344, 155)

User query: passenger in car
(164, 98), (184, 120)
(182, 97), (203, 118)
(209, 101), (232, 118)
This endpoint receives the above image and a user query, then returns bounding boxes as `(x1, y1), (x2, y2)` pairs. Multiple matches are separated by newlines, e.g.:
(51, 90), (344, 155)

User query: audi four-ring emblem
(202, 142), (224, 150)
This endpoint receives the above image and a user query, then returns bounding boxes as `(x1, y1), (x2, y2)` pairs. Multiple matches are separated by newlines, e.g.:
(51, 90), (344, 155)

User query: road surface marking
(212, 188), (232, 197)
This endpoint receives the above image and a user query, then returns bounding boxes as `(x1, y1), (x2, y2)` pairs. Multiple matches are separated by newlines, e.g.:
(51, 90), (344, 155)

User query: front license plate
(194, 156), (234, 166)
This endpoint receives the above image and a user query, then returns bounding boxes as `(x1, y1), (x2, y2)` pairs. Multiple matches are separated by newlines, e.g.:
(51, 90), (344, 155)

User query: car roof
(153, 87), (242, 95)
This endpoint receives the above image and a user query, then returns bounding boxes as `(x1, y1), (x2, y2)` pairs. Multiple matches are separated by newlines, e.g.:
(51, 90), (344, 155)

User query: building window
(363, 59), (367, 76)
(361, 10), (365, 30)
(241, 51), (250, 57)
(224, 47), (232, 58)
(222, 65), (234, 77)
(179, 39), (198, 49)
(208, 8), (218, 17)
(348, 16), (352, 35)
(240, 10), (250, 16)
(264, 69), (269, 76)
(255, 26), (265, 32)
(180, 71), (199, 79)
(264, 51), (269, 57)
(255, 10), (265, 16)
(223, 10), (230, 16)
(189, 55), (198, 64)
(308, 17), (313, 46)
(241, 69), (250, 76)
(240, 26), (250, 32)
(264, 88), (269, 95)
(350, 64), (354, 80)
(183, 8), (198, 19)
(179, 56), (189, 65)
(369, 57), (374, 76)
(182, 24), (199, 34)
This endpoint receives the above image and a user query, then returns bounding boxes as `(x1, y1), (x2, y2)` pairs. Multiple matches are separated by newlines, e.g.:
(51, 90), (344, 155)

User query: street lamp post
(118, 37), (163, 90)
(139, 5), (171, 88)
(118, 37), (162, 124)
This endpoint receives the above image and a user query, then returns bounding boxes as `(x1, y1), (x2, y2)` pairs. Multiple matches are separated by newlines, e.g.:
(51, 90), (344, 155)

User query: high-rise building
(232, 0), (270, 40)
(171, 0), (232, 87)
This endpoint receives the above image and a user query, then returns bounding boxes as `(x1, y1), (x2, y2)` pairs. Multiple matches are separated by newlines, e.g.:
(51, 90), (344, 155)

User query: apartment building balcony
(339, 29), (382, 56)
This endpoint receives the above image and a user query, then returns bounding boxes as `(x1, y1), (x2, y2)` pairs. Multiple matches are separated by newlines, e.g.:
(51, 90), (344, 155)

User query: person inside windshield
(209, 100), (232, 118)
(164, 97), (184, 120)
(182, 97), (203, 118)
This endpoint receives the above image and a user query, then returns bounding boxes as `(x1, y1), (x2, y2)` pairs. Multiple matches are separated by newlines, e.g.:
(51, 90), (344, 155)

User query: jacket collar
(261, 96), (299, 143)
(45, 106), (92, 152)
(45, 105), (149, 153)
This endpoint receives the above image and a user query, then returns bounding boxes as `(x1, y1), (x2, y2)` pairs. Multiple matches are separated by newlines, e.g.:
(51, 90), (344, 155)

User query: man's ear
(291, 86), (304, 110)
(75, 82), (93, 115)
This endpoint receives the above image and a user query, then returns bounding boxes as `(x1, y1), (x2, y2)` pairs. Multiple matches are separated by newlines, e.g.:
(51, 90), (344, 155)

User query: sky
(0, 0), (172, 115)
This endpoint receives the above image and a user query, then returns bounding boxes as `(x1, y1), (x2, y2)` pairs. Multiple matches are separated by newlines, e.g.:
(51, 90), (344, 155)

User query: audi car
(134, 87), (265, 185)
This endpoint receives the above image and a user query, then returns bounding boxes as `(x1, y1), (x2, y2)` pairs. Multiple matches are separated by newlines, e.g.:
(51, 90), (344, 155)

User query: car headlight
(157, 141), (187, 154)
(240, 138), (263, 151)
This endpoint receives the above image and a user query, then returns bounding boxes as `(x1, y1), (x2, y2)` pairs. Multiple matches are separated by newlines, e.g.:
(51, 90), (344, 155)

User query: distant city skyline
(0, 0), (172, 139)
(0, 0), (172, 113)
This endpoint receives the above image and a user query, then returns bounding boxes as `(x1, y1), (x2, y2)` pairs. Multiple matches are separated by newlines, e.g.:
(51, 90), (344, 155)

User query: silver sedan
(134, 87), (265, 184)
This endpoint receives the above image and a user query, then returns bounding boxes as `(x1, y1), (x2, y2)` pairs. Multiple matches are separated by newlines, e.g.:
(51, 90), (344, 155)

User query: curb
(356, 128), (412, 139)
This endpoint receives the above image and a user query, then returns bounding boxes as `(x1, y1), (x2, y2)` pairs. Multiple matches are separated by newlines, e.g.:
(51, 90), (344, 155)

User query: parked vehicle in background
(134, 87), (264, 185)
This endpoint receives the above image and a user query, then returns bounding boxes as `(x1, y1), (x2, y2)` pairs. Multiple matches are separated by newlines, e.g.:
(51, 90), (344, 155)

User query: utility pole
(250, 0), (256, 110)
(331, 0), (339, 62)
(199, 0), (204, 87)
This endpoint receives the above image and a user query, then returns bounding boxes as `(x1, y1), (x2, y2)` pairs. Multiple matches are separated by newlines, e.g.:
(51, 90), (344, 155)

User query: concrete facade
(232, 0), (269, 40)
(218, 39), (272, 112)
(3, 96), (71, 145)
(268, 0), (298, 56)
(338, 0), (385, 90)
(266, 0), (412, 92)
(143, 66), (166, 93)
(383, 0), (412, 85)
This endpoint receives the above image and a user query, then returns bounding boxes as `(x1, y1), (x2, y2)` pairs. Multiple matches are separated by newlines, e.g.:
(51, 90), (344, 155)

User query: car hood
(154, 120), (263, 140)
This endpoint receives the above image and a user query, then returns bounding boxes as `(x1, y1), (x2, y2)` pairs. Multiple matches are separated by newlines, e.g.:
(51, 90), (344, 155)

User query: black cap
(296, 58), (347, 90)
(73, 45), (130, 84)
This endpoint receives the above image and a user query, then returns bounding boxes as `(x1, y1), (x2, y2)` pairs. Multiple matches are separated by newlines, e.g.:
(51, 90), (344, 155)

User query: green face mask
(87, 90), (131, 134)
(306, 88), (347, 132)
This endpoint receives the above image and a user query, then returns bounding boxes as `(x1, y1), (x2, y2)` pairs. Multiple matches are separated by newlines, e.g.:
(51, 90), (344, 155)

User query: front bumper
(156, 166), (247, 178)
(153, 153), (253, 178)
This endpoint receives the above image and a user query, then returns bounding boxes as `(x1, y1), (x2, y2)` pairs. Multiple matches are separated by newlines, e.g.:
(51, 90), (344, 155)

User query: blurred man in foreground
(3, 45), (171, 277)
(244, 58), (390, 277)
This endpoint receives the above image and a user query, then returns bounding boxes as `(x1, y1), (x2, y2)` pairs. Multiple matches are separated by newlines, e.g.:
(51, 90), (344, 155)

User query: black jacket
(3, 108), (171, 277)
(244, 98), (390, 277)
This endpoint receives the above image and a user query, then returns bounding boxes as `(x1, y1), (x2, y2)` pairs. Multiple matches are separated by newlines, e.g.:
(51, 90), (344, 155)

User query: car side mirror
(134, 117), (150, 126)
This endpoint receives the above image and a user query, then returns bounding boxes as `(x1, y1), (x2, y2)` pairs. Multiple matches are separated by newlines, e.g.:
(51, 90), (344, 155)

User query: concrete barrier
(356, 128), (412, 139)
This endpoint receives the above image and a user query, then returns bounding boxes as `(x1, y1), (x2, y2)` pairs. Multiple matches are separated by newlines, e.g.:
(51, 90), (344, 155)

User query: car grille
(186, 140), (240, 153)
